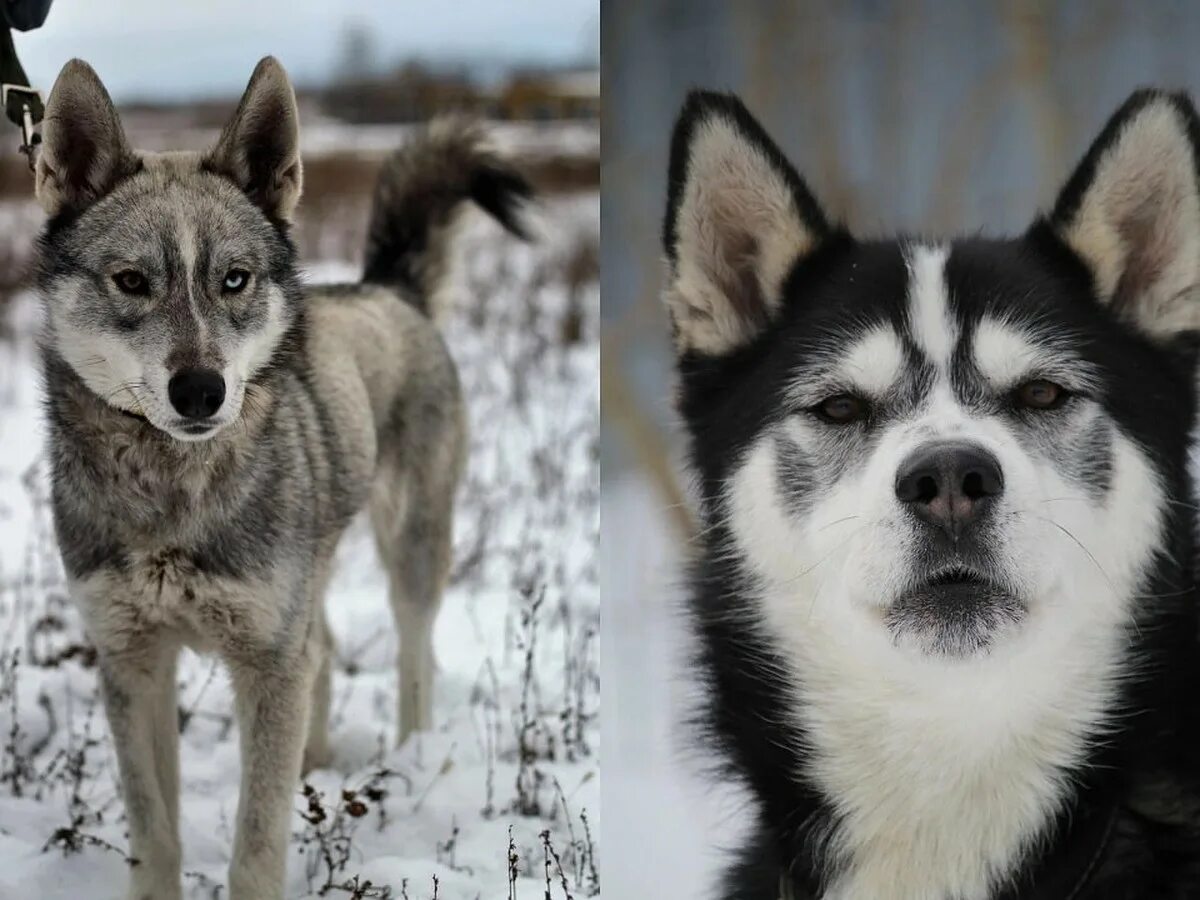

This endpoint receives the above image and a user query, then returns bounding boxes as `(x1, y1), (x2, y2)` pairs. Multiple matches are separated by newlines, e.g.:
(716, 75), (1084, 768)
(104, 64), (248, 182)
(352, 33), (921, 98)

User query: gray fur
(34, 57), (528, 900)
(362, 117), (531, 315)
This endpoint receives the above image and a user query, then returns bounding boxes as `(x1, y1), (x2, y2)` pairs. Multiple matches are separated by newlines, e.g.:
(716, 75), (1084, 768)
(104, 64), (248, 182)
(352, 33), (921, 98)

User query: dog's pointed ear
(1045, 89), (1200, 336)
(35, 59), (139, 217)
(662, 91), (830, 356)
(204, 56), (302, 222)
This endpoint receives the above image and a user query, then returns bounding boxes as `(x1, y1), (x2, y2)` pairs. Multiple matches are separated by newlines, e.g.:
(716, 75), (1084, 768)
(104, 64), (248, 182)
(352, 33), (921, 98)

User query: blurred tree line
(322, 23), (599, 123)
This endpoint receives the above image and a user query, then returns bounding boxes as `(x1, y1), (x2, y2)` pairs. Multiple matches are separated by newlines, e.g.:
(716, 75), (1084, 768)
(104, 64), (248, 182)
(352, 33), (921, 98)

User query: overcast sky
(10, 0), (600, 101)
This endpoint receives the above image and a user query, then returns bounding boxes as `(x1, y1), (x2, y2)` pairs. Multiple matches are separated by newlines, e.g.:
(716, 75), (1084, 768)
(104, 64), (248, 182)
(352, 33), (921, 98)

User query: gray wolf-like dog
(33, 57), (530, 899)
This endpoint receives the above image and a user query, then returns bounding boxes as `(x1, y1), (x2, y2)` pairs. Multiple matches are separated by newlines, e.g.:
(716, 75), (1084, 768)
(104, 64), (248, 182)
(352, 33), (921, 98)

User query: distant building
(494, 70), (601, 121)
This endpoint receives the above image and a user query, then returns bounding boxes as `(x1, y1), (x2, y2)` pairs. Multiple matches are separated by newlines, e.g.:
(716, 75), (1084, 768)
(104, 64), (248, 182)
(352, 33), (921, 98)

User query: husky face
(666, 91), (1199, 664)
(35, 59), (304, 443)
(715, 238), (1174, 662)
(664, 90), (1200, 896)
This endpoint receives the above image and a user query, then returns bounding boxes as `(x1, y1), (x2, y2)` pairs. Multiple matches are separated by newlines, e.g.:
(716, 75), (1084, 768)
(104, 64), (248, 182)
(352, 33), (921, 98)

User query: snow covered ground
(0, 189), (599, 900)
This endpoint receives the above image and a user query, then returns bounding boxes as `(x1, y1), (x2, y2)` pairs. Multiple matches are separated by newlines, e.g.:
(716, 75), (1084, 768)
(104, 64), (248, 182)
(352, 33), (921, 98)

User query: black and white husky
(661, 89), (1200, 898)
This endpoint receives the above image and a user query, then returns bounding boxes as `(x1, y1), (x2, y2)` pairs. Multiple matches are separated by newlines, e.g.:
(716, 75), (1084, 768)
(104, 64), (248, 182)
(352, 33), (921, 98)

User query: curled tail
(362, 118), (533, 317)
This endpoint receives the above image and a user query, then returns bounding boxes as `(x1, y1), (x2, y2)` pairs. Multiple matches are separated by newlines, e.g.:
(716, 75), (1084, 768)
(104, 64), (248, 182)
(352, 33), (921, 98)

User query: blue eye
(223, 269), (250, 293)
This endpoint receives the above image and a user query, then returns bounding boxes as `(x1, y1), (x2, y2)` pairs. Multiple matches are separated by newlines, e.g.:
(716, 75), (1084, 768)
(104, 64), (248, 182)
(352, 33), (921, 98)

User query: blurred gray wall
(601, 0), (1200, 514)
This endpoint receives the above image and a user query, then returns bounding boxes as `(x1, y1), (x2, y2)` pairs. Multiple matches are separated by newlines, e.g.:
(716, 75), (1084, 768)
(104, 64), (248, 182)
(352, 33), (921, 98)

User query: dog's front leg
(226, 646), (316, 900)
(97, 641), (182, 900)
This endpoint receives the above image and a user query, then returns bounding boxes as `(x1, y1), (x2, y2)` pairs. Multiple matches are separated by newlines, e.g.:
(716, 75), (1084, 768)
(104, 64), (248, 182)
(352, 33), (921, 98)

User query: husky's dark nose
(168, 369), (226, 419)
(895, 441), (1003, 538)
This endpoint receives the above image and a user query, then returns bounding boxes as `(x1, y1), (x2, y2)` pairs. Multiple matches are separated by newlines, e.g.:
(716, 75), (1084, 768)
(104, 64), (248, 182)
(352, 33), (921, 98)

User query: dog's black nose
(168, 369), (225, 419)
(895, 441), (1003, 538)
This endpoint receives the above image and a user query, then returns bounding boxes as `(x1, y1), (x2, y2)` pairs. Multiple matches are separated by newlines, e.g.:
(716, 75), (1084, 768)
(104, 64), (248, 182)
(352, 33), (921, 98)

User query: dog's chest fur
(757, 580), (1129, 899)
(74, 547), (302, 658)
(45, 360), (363, 656)
(804, 655), (1099, 899)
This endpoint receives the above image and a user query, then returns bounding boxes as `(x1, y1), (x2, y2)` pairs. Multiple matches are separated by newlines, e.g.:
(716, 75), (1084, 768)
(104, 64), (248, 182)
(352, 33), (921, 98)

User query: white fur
(234, 285), (289, 382)
(906, 244), (955, 369)
(783, 326), (906, 405)
(52, 304), (148, 417)
(173, 207), (208, 342)
(972, 317), (1052, 388)
(972, 316), (1100, 394)
(839, 327), (905, 396)
(721, 253), (1164, 898)
(728, 423), (1159, 898)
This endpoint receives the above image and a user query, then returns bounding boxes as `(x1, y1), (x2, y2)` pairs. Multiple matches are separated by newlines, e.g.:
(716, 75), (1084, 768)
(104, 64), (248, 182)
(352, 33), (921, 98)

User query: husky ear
(1046, 89), (1200, 336)
(204, 56), (303, 222)
(662, 91), (830, 356)
(35, 60), (139, 217)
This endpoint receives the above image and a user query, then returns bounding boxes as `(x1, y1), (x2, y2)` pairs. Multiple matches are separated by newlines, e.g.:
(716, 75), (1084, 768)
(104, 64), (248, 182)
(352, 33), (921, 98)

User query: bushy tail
(361, 118), (533, 317)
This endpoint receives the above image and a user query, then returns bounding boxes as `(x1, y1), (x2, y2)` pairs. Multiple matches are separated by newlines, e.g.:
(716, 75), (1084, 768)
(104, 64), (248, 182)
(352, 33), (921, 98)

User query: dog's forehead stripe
(906, 244), (955, 369)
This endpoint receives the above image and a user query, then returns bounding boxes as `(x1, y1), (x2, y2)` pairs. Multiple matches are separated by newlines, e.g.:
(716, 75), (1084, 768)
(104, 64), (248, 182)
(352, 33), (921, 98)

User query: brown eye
(816, 393), (868, 424)
(1015, 379), (1067, 410)
(112, 270), (149, 296)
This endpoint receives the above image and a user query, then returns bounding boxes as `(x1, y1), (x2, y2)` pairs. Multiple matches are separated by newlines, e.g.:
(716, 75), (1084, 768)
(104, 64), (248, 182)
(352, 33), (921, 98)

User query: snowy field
(0, 181), (599, 899)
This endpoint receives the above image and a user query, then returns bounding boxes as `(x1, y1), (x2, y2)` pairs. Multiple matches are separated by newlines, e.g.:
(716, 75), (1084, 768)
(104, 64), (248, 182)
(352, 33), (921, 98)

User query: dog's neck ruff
(996, 794), (1118, 900)
(777, 786), (1118, 899)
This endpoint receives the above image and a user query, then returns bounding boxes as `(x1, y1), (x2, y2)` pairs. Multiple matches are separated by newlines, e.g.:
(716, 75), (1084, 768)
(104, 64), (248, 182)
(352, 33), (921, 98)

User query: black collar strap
(0, 26), (41, 128)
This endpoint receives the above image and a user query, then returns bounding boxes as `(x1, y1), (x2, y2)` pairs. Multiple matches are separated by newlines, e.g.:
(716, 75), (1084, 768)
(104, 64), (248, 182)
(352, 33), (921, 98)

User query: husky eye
(112, 270), (149, 296)
(1015, 379), (1068, 410)
(814, 393), (868, 424)
(222, 269), (250, 293)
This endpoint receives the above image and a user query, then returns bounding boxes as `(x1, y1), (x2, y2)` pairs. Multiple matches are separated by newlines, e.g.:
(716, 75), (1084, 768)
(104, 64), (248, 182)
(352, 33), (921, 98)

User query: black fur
(361, 119), (533, 312)
(666, 90), (1200, 898)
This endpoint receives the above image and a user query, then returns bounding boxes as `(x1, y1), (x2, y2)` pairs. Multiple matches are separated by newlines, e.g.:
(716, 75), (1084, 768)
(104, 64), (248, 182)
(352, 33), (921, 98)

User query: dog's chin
(157, 418), (231, 443)
(884, 568), (1026, 659)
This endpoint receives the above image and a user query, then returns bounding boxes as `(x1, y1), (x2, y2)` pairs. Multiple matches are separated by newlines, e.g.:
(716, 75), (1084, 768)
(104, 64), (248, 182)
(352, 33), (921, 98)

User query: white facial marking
(838, 325), (905, 396)
(720, 296), (1166, 897)
(783, 326), (906, 410)
(972, 317), (1043, 388)
(173, 204), (208, 341)
(906, 244), (955, 369)
(232, 284), (289, 381)
(56, 323), (147, 414)
(972, 317), (1099, 397)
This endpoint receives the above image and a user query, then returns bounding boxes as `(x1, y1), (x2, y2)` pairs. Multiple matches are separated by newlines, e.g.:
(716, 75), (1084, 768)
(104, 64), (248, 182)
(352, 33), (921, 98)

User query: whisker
(775, 521), (878, 590)
(813, 514), (861, 534)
